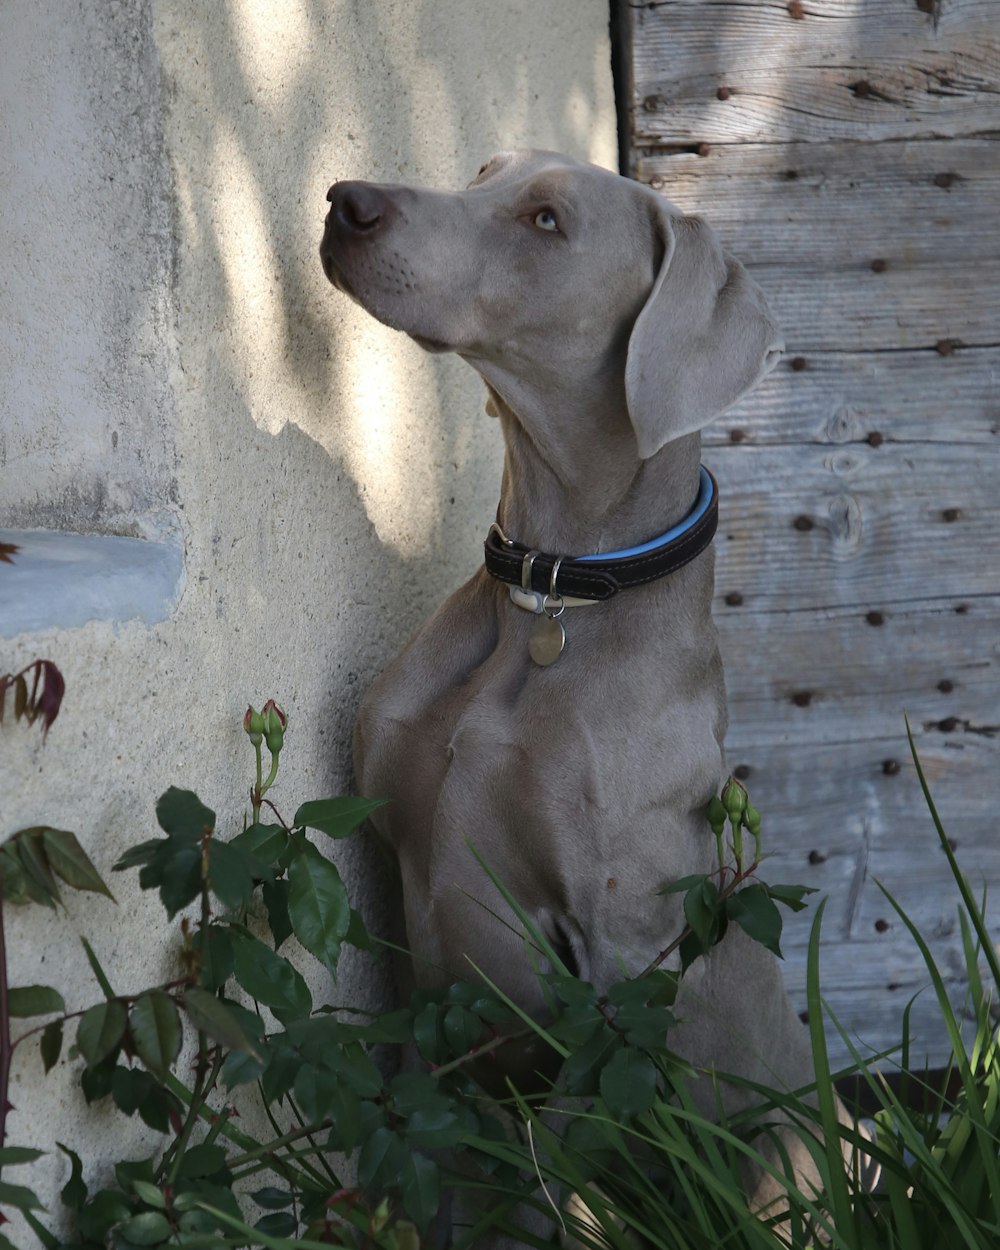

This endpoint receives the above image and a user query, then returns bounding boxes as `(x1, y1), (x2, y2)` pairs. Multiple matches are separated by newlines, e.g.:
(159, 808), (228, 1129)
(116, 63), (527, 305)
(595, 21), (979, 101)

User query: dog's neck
(484, 382), (703, 558)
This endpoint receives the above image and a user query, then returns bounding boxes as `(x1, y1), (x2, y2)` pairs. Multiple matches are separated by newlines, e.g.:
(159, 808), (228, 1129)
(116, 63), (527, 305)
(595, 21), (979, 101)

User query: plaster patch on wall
(0, 528), (185, 638)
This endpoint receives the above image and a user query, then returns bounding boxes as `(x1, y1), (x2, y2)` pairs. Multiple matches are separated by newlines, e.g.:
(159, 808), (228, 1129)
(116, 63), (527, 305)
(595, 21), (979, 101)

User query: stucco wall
(1, 0), (615, 1235)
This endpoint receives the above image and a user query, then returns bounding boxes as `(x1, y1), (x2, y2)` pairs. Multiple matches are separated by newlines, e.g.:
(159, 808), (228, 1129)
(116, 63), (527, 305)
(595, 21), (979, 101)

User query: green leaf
(57, 1143), (87, 1210)
(0, 1179), (44, 1210)
(8, 984), (65, 1017)
(181, 988), (261, 1057)
(155, 788), (216, 843)
(0, 1147), (45, 1166)
(231, 823), (287, 866)
(131, 991), (183, 1082)
(400, 1150), (439, 1229)
(80, 1054), (118, 1103)
(199, 925), (234, 992)
(251, 1187), (294, 1211)
(658, 872), (709, 896)
(563, 1026), (623, 1096)
(77, 999), (128, 1067)
(130, 1180), (167, 1209)
(40, 1007), (63, 1066)
(14, 829), (61, 907)
(357, 1126), (405, 1193)
(177, 1143), (228, 1180)
(683, 878), (721, 949)
(412, 1002), (444, 1063)
(767, 883), (818, 913)
(113, 838), (165, 872)
(81, 936), (116, 999)
(112, 1065), (154, 1116)
(345, 906), (373, 952)
(231, 931), (312, 1024)
(287, 842), (350, 976)
(404, 1106), (464, 1150)
(262, 879), (292, 949)
(153, 846), (203, 919)
(41, 828), (114, 899)
(255, 1211), (298, 1237)
(599, 1047), (657, 1118)
(292, 796), (386, 839)
(120, 1210), (173, 1245)
(726, 883), (784, 957)
(207, 839), (262, 911)
(78, 1188), (133, 1241)
(442, 1004), (482, 1056)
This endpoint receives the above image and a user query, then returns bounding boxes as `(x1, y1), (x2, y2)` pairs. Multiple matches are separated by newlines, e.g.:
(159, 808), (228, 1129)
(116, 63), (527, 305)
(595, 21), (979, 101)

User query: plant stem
(226, 1119), (333, 1171)
(0, 885), (10, 1162)
(252, 740), (264, 824)
(288, 1094), (341, 1186)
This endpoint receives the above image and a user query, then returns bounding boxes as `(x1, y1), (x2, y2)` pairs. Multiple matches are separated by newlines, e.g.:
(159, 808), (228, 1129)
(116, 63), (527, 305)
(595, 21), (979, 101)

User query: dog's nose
(327, 181), (390, 235)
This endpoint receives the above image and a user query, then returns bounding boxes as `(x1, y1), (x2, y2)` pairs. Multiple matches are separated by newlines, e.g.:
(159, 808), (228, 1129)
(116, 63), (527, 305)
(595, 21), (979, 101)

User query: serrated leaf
(442, 1003), (481, 1056)
(357, 1126), (405, 1193)
(77, 999), (128, 1067)
(292, 796), (386, 839)
(130, 1179), (166, 1209)
(154, 846), (203, 919)
(400, 1150), (439, 1229)
(9, 984), (65, 1017)
(658, 873), (709, 896)
(120, 1210), (172, 1245)
(261, 878), (292, 949)
(599, 1047), (657, 1118)
(155, 788), (216, 844)
(726, 884), (784, 957)
(231, 931), (312, 1024)
(231, 823), (287, 866)
(57, 1143), (87, 1210)
(78, 1188), (132, 1241)
(287, 842), (350, 975)
(42, 1017), (64, 1072)
(177, 1143), (228, 1180)
(251, 1187), (294, 1211)
(40, 828), (114, 899)
(563, 1027), (623, 1096)
(199, 925), (234, 992)
(683, 878), (721, 949)
(767, 883), (818, 913)
(14, 829), (61, 908)
(131, 991), (182, 1082)
(255, 1211), (298, 1237)
(207, 839), (260, 910)
(182, 988), (260, 1057)
(113, 839), (166, 872)
(112, 1065), (151, 1116)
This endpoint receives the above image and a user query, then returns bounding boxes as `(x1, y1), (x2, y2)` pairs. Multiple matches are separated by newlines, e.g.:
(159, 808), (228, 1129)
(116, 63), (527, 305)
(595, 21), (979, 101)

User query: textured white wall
(1, 0), (615, 1234)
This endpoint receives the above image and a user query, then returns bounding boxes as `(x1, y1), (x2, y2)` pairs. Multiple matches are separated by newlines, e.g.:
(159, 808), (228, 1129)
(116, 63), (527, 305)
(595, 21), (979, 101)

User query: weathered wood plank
(716, 595), (1000, 746)
(712, 734), (995, 1064)
(702, 348), (1000, 447)
(746, 263), (1000, 352)
(635, 139), (999, 269)
(706, 441), (1000, 605)
(631, 0), (1000, 145)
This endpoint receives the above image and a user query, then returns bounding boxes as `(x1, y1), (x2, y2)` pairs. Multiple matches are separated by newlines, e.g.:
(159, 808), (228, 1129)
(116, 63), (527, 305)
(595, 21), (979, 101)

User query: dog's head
(321, 150), (781, 458)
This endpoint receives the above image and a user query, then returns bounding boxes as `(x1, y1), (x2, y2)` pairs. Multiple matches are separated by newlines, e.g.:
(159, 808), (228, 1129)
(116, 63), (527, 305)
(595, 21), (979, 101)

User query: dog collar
(484, 466), (718, 603)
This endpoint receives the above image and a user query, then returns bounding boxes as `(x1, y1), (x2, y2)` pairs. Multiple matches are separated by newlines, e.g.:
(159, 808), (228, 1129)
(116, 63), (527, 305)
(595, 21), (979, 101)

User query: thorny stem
(429, 1026), (533, 1080)
(288, 1094), (341, 1186)
(633, 858), (761, 982)
(257, 1081), (330, 1188)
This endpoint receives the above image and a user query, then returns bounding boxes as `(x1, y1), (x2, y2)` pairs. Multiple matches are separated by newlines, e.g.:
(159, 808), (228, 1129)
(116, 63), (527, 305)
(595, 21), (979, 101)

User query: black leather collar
(483, 466), (719, 602)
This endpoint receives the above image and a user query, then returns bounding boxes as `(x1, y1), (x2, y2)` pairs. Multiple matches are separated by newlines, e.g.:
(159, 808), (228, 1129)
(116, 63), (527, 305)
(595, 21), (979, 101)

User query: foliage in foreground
(0, 694), (996, 1250)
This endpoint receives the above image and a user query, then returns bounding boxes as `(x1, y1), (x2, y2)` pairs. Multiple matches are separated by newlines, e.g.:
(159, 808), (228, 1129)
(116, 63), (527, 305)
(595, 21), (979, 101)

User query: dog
(321, 150), (829, 1239)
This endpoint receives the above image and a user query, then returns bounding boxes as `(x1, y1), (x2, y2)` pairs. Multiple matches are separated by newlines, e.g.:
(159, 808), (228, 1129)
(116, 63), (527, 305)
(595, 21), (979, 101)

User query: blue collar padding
(576, 466), (714, 562)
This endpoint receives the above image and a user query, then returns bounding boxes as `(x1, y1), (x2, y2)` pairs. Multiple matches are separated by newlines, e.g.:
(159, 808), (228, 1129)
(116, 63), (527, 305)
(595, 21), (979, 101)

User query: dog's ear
(625, 203), (783, 459)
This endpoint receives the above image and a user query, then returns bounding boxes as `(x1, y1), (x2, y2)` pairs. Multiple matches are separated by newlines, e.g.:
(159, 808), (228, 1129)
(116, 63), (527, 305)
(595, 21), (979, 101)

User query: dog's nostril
(334, 183), (386, 234)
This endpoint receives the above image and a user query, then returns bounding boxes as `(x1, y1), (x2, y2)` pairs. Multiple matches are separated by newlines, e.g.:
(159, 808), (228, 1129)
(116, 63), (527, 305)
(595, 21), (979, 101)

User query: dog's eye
(533, 209), (559, 233)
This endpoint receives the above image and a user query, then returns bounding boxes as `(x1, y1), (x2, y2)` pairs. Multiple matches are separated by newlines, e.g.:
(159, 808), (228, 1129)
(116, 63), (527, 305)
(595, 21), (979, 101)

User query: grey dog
(320, 150), (828, 1231)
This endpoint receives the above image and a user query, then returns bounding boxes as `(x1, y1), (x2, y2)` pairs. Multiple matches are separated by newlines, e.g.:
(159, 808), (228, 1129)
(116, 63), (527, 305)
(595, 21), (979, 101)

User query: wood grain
(621, 0), (1000, 1062)
(631, 0), (1000, 144)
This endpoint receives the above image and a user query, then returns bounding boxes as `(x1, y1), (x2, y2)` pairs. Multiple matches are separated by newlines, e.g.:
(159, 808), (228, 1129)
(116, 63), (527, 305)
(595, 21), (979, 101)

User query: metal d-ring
(520, 549), (540, 592)
(542, 556), (565, 618)
(488, 520), (514, 548)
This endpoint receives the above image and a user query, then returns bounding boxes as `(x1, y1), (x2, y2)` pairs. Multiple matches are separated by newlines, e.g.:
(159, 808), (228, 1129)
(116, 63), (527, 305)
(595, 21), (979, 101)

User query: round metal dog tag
(528, 615), (565, 666)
